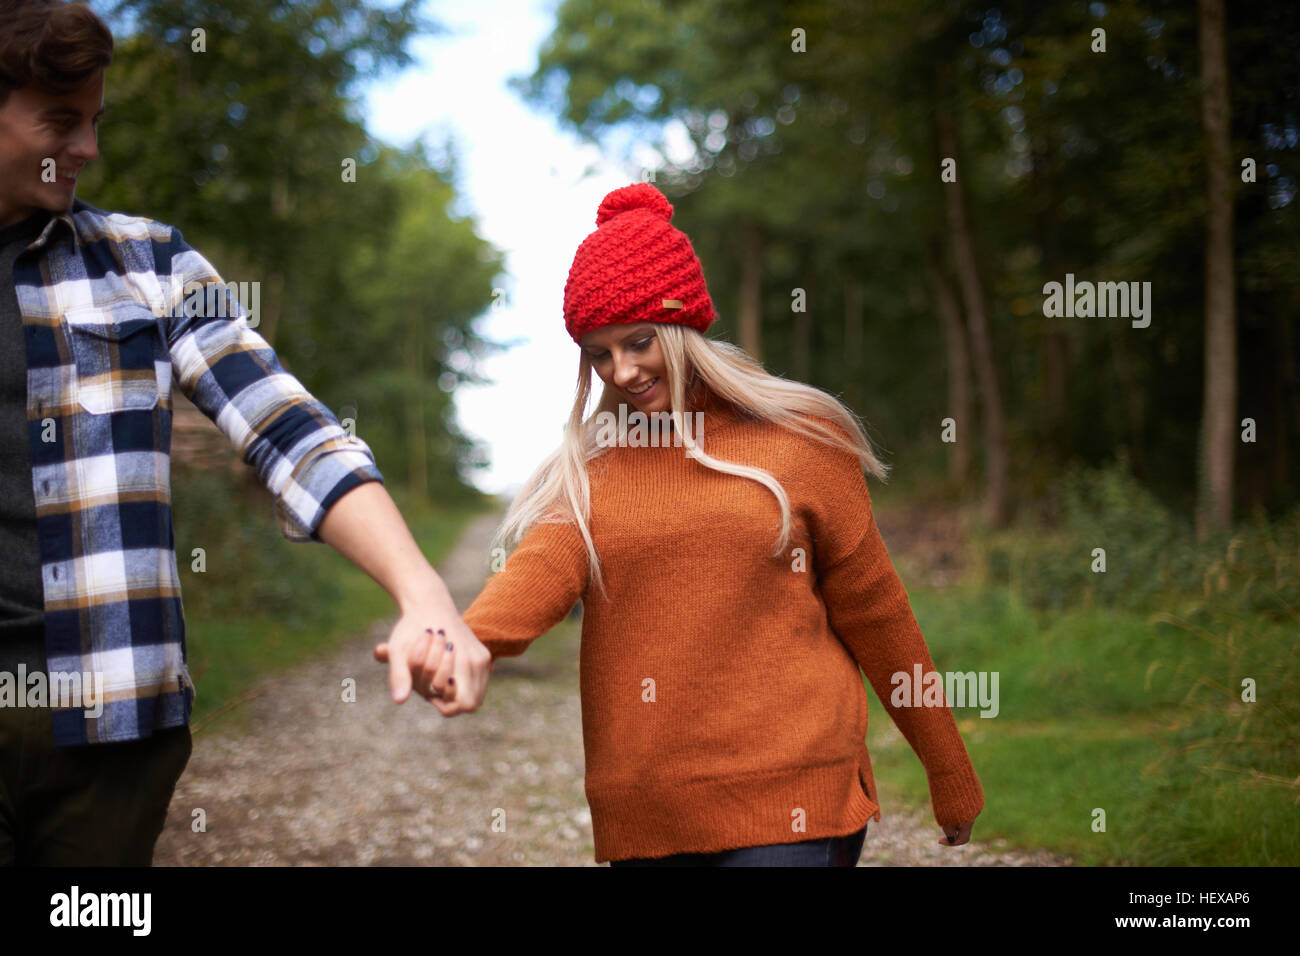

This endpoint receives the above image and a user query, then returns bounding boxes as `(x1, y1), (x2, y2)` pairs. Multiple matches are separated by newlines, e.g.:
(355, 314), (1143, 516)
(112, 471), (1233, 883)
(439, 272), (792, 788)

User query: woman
(458, 182), (983, 866)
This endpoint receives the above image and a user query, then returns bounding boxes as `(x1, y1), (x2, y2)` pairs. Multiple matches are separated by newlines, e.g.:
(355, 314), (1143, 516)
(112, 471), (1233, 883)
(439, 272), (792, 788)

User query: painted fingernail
(448, 678), (455, 685)
(437, 628), (445, 636)
(425, 628), (433, 634)
(445, 643), (454, 652)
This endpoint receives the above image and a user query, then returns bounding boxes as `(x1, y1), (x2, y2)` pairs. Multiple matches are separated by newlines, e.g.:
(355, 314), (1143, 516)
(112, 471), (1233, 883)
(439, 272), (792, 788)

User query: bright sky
(362, 0), (691, 498)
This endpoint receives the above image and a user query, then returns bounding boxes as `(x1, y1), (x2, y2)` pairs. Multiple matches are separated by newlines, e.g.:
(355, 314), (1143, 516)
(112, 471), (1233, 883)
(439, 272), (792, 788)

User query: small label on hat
(662, 298), (683, 309)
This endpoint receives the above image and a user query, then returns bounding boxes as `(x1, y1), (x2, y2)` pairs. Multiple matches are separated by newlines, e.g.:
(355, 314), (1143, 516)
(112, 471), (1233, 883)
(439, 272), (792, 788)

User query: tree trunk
(935, 62), (1010, 528)
(1029, 133), (1070, 455)
(1109, 325), (1147, 477)
(923, 241), (972, 487)
(1276, 311), (1297, 494)
(1196, 0), (1237, 536)
(739, 224), (764, 363)
(843, 277), (864, 411)
(408, 315), (428, 501)
(251, 270), (282, 348)
(259, 152), (294, 347)
(792, 272), (810, 383)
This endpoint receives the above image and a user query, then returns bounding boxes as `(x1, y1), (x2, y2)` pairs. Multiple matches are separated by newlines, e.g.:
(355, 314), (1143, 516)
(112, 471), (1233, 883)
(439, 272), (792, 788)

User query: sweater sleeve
(461, 516), (591, 660)
(809, 439), (985, 830)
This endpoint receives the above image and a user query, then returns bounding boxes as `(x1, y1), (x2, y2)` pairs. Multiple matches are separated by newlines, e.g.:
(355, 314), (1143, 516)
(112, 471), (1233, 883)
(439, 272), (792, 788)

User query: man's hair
(0, 0), (114, 106)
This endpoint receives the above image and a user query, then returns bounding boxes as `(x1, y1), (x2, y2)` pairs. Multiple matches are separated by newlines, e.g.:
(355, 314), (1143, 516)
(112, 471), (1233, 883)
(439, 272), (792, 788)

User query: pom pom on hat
(595, 183), (675, 226)
(564, 182), (716, 344)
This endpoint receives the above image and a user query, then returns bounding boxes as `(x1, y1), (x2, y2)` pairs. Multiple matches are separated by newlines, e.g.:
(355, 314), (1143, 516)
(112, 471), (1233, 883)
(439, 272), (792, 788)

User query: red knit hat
(564, 183), (717, 344)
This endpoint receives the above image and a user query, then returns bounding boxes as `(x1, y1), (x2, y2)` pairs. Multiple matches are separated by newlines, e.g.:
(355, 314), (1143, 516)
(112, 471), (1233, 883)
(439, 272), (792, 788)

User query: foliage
(974, 455), (1300, 623)
(515, 0), (1300, 517)
(82, 0), (502, 502)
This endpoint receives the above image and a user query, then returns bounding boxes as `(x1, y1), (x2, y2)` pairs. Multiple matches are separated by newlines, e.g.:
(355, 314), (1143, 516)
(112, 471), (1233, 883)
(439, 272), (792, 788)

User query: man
(0, 0), (491, 865)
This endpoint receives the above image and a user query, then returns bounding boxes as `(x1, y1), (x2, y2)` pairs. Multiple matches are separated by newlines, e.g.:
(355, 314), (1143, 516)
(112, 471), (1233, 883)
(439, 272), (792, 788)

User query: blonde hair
(489, 323), (890, 602)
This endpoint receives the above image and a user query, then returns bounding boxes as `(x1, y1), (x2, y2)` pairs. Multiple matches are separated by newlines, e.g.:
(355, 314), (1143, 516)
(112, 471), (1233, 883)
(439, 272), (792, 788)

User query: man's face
(0, 70), (104, 228)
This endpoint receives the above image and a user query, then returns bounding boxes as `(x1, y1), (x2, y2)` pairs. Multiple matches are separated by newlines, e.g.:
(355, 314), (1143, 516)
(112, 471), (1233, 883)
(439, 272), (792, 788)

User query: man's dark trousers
(0, 623), (191, 865)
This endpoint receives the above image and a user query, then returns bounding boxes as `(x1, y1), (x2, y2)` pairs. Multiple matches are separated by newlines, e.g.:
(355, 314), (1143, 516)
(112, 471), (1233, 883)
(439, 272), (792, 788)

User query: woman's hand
(373, 597), (494, 717)
(938, 818), (975, 846)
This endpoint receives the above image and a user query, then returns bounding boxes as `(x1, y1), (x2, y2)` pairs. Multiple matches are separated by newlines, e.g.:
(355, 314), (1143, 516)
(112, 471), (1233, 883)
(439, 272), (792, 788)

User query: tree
(1196, 0), (1237, 535)
(85, 0), (502, 499)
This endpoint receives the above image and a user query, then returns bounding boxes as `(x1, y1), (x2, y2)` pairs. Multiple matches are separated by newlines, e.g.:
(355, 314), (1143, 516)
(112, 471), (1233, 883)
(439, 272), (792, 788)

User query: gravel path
(153, 505), (1073, 866)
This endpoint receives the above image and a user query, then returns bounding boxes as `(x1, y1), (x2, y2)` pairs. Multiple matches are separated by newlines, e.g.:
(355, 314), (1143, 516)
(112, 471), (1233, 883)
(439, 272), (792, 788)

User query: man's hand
(373, 600), (494, 717)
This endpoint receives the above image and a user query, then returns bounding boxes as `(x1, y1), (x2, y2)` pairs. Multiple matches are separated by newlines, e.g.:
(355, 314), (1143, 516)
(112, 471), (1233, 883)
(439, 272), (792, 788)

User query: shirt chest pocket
(63, 305), (165, 414)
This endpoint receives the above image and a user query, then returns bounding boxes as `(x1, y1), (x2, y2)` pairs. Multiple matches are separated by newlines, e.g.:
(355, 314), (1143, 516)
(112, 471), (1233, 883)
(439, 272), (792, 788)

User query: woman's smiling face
(580, 322), (671, 414)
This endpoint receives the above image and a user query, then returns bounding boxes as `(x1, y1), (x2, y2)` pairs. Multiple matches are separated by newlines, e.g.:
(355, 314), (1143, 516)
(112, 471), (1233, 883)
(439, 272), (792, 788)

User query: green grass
(173, 471), (494, 735)
(867, 582), (1300, 865)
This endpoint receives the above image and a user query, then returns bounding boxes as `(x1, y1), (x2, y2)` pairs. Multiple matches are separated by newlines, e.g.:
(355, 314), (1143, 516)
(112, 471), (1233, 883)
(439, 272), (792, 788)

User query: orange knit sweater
(462, 392), (985, 863)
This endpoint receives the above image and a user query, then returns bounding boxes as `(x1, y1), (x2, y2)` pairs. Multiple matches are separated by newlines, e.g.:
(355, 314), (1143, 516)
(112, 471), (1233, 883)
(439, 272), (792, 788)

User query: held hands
(373, 599), (494, 717)
(938, 819), (976, 846)
(312, 484), (494, 716)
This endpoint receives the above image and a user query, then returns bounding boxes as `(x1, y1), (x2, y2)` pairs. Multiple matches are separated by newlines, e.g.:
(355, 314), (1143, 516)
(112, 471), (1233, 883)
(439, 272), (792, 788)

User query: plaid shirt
(12, 199), (384, 746)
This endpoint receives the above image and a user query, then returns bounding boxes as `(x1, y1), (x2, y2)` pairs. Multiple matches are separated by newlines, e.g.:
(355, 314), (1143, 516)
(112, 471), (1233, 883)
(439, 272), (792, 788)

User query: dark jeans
(0, 623), (191, 866)
(610, 824), (867, 867)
